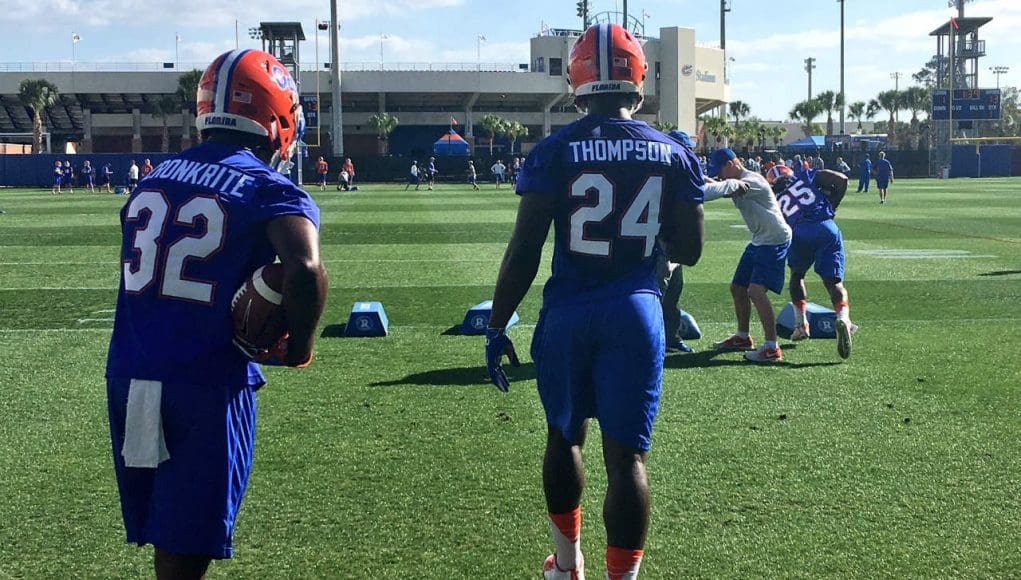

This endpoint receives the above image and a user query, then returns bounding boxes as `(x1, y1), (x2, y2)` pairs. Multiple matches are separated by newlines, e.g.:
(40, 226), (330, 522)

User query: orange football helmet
(766, 163), (795, 185)
(568, 23), (647, 97)
(196, 49), (305, 172)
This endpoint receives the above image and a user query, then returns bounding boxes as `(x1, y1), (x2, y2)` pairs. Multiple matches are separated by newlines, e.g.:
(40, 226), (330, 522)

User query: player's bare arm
(489, 192), (556, 328)
(267, 215), (328, 366)
(814, 169), (849, 209)
(659, 200), (704, 267)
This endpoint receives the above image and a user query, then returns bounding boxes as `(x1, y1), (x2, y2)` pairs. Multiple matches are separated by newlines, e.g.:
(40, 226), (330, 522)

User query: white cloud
(0, 0), (465, 27)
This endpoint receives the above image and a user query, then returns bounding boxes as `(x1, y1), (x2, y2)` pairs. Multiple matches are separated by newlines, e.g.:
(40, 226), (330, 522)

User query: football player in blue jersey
(772, 166), (858, 358)
(873, 151), (894, 204)
(51, 160), (63, 194)
(486, 23), (704, 580)
(105, 49), (327, 579)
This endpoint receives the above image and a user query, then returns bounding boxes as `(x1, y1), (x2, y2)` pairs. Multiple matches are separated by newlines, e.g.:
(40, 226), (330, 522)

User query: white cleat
(836, 319), (858, 359)
(791, 323), (811, 341)
(544, 554), (585, 580)
(743, 345), (783, 364)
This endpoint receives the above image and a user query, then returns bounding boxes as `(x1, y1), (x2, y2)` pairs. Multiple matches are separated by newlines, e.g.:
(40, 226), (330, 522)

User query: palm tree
(728, 100), (750, 131)
(18, 79), (59, 153)
(902, 86), (931, 149)
(651, 120), (677, 133)
(814, 90), (842, 136)
(789, 99), (823, 137)
(149, 95), (179, 153)
(503, 121), (529, 155)
(847, 101), (866, 133)
(740, 118), (764, 151)
(876, 90), (901, 146)
(176, 69), (202, 145)
(769, 125), (787, 147)
(479, 114), (507, 156)
(700, 115), (729, 150)
(367, 112), (399, 155)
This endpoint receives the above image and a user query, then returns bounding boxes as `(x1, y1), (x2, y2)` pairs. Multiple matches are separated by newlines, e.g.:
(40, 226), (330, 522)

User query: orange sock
(606, 546), (643, 580)
(833, 300), (849, 321)
(794, 299), (808, 325)
(549, 507), (582, 570)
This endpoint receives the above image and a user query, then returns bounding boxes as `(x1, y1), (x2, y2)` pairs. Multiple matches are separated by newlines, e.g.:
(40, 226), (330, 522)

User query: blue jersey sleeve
(257, 178), (321, 229)
(516, 139), (561, 196)
(669, 148), (706, 204)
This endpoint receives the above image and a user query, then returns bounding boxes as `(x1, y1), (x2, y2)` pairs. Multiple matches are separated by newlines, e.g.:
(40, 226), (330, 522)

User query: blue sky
(2, 0), (1019, 120)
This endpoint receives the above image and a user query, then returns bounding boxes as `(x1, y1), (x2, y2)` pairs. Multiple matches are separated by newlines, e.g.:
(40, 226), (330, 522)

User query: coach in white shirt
(703, 148), (792, 363)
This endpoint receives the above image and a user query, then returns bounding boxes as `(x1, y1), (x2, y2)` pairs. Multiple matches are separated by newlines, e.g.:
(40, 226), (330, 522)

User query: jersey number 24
(569, 173), (662, 258)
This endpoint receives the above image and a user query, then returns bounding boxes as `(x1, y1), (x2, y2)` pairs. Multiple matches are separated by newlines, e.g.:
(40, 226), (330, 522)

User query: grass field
(1, 178), (1019, 578)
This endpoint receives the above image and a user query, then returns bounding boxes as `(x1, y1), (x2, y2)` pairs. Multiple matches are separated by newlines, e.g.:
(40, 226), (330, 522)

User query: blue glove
(485, 327), (520, 393)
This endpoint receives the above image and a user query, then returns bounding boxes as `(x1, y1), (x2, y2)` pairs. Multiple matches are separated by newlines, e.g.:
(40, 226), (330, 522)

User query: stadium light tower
(330, 0), (343, 156)
(720, 0), (731, 50)
(576, 0), (589, 28)
(990, 66), (1009, 89)
(805, 57), (817, 100)
(838, 0), (845, 134)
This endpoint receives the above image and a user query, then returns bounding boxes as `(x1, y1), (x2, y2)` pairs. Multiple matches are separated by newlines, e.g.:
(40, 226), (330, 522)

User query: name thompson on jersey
(569, 138), (675, 164)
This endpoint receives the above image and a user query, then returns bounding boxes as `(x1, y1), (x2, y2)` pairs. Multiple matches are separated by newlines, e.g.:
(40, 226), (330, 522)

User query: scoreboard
(300, 96), (319, 129)
(931, 88), (1001, 120)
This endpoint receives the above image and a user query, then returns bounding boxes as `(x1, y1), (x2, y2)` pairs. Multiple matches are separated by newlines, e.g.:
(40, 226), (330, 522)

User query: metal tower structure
(254, 22), (306, 183)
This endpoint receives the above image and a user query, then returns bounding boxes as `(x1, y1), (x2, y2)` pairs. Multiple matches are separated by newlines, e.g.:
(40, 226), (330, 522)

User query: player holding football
(105, 49), (327, 579)
(771, 166), (859, 358)
(486, 23), (705, 580)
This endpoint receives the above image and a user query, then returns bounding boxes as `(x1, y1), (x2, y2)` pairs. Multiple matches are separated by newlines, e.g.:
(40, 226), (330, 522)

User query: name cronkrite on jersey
(145, 159), (255, 194)
(569, 138), (675, 165)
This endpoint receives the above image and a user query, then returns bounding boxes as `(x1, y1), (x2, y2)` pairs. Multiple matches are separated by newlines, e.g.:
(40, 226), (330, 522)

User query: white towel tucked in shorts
(122, 379), (170, 468)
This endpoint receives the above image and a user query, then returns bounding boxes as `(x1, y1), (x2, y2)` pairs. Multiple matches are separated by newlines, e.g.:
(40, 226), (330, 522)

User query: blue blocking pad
(345, 301), (390, 337)
(776, 301), (837, 339)
(461, 300), (519, 335)
(678, 310), (702, 340)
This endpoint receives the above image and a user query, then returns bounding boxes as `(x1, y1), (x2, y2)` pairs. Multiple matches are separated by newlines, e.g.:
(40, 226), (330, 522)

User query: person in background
(707, 148), (792, 364)
(127, 160), (140, 190)
(315, 156), (329, 190)
(81, 159), (96, 193)
(426, 156), (437, 190)
(468, 160), (480, 191)
(405, 160), (420, 191)
(342, 157), (356, 188)
(793, 154), (804, 172)
(337, 169), (350, 191)
(490, 159), (506, 188)
(63, 160), (75, 193)
(811, 154), (825, 171)
(873, 151), (894, 204)
(660, 130), (704, 354)
(102, 163), (114, 193)
(141, 158), (154, 178)
(857, 153), (872, 193)
(52, 160), (63, 194)
(835, 157), (851, 175)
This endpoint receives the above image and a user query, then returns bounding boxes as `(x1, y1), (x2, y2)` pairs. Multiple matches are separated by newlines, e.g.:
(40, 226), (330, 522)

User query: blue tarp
(786, 136), (825, 150)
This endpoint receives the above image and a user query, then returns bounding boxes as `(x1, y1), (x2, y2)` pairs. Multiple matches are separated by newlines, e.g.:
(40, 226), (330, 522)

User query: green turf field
(1, 178), (1019, 578)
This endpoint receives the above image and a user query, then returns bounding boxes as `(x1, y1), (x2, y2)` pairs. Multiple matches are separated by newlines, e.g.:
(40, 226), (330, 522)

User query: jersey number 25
(777, 179), (816, 218)
(569, 173), (662, 258)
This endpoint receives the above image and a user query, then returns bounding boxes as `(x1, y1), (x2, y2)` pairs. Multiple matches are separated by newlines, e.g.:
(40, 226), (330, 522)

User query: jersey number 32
(122, 190), (226, 304)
